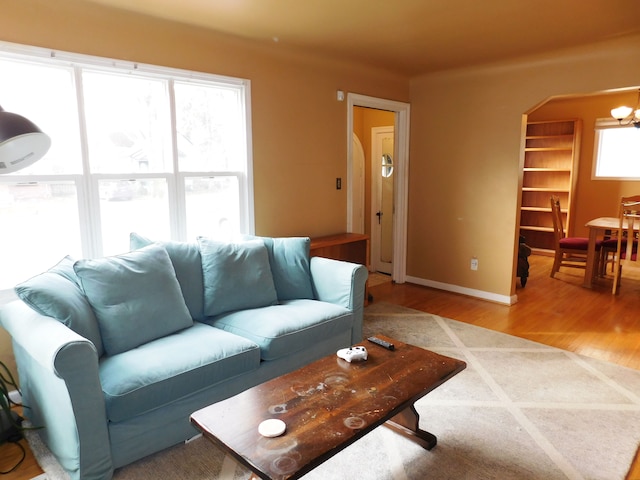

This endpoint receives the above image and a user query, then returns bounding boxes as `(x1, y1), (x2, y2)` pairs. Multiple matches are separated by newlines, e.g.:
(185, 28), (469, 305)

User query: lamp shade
(611, 105), (633, 121)
(0, 106), (51, 174)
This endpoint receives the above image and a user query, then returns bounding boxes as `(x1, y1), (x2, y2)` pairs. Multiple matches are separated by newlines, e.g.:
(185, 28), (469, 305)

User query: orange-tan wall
(0, 0), (410, 374)
(409, 34), (640, 300)
(0, 1), (638, 322)
(528, 92), (640, 237)
(0, 0), (409, 239)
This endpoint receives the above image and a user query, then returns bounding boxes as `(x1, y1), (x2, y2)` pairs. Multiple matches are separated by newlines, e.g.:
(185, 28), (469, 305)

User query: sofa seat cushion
(204, 299), (353, 361)
(99, 323), (260, 422)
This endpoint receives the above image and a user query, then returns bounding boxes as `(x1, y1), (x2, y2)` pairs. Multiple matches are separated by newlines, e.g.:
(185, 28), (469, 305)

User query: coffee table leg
(384, 404), (437, 450)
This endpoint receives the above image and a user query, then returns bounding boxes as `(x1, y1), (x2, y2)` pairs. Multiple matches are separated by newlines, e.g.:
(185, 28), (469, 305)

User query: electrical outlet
(470, 257), (478, 271)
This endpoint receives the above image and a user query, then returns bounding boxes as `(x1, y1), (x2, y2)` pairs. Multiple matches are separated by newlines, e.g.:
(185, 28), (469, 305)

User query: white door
(371, 126), (394, 274)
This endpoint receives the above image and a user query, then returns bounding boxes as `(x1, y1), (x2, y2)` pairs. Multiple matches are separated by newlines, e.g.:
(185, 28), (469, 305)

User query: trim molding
(347, 93), (410, 284)
(405, 275), (517, 306)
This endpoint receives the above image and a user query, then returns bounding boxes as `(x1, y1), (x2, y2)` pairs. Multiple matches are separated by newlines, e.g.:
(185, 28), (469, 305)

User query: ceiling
(83, 0), (640, 76)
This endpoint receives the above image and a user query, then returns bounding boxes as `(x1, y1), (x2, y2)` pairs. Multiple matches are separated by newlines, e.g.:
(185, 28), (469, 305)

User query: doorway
(347, 93), (410, 283)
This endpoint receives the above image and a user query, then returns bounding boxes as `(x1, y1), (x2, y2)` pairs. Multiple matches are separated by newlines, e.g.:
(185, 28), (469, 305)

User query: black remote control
(367, 336), (395, 351)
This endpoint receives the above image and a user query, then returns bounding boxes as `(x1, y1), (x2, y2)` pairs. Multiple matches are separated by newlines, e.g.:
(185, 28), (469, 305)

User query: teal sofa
(0, 234), (368, 480)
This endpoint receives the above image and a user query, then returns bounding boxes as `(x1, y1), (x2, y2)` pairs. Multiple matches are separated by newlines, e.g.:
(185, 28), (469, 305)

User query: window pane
(0, 182), (82, 288)
(99, 179), (170, 255)
(595, 127), (640, 178)
(185, 176), (239, 239)
(84, 71), (171, 174)
(0, 59), (82, 175)
(0, 45), (252, 293)
(175, 82), (245, 172)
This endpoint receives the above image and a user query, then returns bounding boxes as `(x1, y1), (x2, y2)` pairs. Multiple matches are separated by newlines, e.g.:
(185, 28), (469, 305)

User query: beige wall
(0, 0), (409, 239)
(1, 0), (640, 373)
(0, 0), (409, 376)
(409, 34), (640, 299)
(529, 92), (640, 237)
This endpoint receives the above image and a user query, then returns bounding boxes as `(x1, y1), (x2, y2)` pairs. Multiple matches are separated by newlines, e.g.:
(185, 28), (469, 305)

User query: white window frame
(0, 42), (254, 292)
(592, 118), (640, 180)
(0, 42), (254, 246)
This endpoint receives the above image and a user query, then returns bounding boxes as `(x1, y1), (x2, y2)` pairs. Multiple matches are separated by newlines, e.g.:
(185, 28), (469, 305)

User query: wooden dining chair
(549, 195), (602, 278)
(611, 195), (640, 294)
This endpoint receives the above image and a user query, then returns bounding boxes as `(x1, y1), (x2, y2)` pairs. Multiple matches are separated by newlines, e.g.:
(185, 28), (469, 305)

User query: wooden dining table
(583, 216), (639, 288)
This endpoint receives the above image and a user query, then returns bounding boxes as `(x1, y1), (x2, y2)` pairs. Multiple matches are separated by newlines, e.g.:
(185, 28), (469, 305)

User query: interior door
(372, 126), (394, 274)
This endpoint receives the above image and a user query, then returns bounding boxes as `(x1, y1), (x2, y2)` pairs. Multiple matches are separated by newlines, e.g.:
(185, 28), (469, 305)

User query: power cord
(0, 437), (26, 474)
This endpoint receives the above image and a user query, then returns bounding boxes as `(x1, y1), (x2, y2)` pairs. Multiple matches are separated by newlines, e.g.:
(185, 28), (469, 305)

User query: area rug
(26, 302), (640, 480)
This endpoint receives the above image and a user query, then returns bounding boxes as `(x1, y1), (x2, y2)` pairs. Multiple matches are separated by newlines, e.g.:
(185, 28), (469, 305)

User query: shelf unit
(519, 119), (582, 253)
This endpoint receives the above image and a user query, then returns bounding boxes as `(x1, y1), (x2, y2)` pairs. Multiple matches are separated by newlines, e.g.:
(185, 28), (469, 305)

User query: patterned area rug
(27, 303), (640, 479)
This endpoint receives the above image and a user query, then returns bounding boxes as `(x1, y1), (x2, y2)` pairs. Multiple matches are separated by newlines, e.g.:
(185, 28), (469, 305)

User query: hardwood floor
(369, 254), (640, 370)
(2, 253), (639, 479)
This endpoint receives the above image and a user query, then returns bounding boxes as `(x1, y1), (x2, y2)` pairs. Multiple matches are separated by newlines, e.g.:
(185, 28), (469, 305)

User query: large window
(593, 119), (640, 179)
(0, 43), (253, 289)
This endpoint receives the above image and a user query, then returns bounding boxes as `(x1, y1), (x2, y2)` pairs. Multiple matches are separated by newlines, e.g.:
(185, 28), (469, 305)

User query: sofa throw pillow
(197, 237), (278, 317)
(245, 236), (314, 301)
(73, 244), (193, 356)
(14, 256), (105, 357)
(130, 232), (205, 321)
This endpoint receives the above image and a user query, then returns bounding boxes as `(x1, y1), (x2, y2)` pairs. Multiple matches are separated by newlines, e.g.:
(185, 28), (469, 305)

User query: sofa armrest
(310, 256), (368, 342)
(0, 300), (113, 480)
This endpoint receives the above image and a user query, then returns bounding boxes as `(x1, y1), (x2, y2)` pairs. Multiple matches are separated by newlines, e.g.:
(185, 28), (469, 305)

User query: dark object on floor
(0, 409), (25, 475)
(0, 409), (23, 444)
(518, 235), (532, 287)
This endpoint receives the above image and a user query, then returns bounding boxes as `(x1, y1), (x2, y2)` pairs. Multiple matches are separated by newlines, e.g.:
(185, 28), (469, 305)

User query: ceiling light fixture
(610, 89), (640, 129)
(0, 105), (51, 174)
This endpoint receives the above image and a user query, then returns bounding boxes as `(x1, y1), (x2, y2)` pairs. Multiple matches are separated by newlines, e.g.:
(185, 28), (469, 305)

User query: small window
(593, 119), (640, 179)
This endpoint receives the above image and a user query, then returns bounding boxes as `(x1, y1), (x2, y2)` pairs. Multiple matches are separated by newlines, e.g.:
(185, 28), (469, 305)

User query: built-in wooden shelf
(519, 119), (582, 252)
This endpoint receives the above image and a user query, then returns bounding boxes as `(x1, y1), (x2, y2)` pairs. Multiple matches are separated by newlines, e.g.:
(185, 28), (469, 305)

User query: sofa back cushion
(14, 256), (105, 356)
(130, 232), (204, 321)
(198, 237), (278, 317)
(74, 244), (193, 356)
(247, 236), (314, 301)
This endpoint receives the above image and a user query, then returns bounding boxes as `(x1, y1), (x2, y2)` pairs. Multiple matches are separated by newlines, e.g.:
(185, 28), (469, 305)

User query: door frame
(346, 93), (410, 283)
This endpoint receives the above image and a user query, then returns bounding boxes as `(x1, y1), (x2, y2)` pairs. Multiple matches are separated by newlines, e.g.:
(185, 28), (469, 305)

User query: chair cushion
(244, 236), (314, 301)
(130, 232), (205, 321)
(99, 323), (260, 422)
(204, 299), (353, 361)
(74, 244), (193, 356)
(198, 237), (278, 317)
(14, 256), (105, 357)
(559, 237), (590, 249)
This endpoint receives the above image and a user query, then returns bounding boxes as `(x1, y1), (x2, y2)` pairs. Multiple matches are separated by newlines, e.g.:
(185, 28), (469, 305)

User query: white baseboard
(405, 275), (517, 305)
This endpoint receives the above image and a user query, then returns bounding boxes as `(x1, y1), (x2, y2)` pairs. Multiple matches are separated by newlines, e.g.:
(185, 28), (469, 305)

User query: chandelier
(610, 89), (640, 128)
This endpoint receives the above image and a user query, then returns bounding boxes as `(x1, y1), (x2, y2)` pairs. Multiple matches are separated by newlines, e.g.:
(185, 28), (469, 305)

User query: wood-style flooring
(370, 254), (640, 370)
(2, 254), (639, 479)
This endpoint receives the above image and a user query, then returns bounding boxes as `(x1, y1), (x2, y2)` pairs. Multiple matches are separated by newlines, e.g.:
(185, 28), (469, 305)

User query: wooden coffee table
(190, 334), (466, 480)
